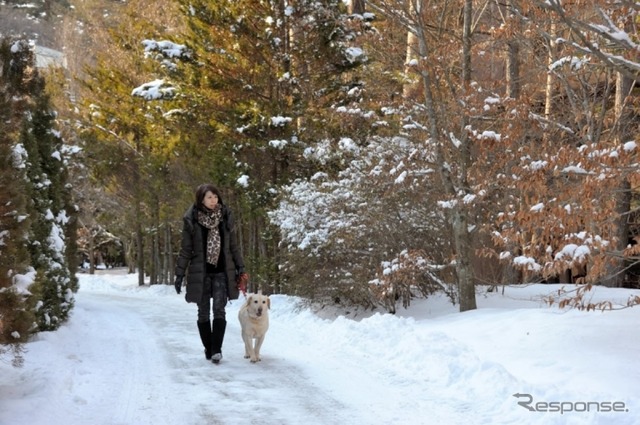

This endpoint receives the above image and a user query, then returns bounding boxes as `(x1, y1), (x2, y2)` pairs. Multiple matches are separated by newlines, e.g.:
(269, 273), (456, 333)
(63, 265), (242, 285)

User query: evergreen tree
(0, 38), (33, 366)
(20, 95), (77, 331)
(72, 0), (194, 284)
(174, 0), (366, 290)
(0, 38), (76, 337)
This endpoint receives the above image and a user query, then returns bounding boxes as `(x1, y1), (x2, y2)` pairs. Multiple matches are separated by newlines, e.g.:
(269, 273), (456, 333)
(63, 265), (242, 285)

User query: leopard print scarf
(197, 205), (222, 266)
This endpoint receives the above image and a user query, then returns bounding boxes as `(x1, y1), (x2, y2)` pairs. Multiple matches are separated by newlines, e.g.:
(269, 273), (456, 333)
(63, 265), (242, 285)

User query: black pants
(197, 272), (227, 323)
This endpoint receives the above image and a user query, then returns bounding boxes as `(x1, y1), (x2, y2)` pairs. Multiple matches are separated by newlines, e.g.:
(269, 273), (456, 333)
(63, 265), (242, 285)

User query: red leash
(237, 272), (249, 298)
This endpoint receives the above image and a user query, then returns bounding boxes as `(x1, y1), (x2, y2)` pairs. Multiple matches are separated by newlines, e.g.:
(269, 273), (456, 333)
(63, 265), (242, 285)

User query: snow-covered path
(2, 272), (640, 425)
(3, 273), (424, 425)
(4, 282), (358, 425)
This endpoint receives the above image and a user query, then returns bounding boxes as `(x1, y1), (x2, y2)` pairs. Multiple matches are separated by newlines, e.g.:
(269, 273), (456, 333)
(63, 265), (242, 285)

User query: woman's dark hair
(195, 184), (223, 207)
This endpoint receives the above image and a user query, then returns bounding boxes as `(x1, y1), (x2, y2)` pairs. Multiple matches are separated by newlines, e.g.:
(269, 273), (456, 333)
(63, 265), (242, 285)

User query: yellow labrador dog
(238, 292), (270, 363)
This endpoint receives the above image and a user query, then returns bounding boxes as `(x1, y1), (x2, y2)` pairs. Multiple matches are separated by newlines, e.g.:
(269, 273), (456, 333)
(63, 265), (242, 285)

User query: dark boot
(197, 321), (212, 360)
(211, 318), (227, 364)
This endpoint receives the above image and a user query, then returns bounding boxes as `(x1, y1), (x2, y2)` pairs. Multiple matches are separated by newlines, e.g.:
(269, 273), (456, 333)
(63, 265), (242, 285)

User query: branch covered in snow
(131, 79), (176, 100)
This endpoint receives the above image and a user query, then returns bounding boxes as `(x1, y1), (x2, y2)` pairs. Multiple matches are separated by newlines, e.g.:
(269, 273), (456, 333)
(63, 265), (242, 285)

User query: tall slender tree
(0, 38), (76, 336)
(0, 38), (32, 366)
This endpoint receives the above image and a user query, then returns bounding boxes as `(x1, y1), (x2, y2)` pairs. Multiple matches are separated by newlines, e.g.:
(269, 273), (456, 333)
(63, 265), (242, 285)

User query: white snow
(1, 271), (639, 424)
(269, 139), (288, 149)
(479, 130), (501, 141)
(344, 47), (365, 64)
(142, 40), (191, 59)
(555, 243), (591, 262)
(131, 79), (176, 100)
(236, 175), (249, 187)
(513, 256), (542, 272)
(270, 116), (292, 127)
(12, 267), (36, 295)
(11, 143), (28, 169)
(530, 202), (545, 212)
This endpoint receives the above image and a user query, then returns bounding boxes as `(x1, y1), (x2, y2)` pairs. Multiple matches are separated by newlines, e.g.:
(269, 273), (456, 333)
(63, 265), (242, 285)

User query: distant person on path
(174, 184), (248, 364)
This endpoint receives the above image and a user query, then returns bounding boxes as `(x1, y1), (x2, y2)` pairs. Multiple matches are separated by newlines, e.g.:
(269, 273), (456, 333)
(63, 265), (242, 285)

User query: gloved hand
(236, 272), (249, 294)
(174, 275), (183, 294)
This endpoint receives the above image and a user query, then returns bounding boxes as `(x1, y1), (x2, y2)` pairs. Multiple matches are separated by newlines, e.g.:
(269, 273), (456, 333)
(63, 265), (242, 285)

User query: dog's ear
(267, 297), (271, 310)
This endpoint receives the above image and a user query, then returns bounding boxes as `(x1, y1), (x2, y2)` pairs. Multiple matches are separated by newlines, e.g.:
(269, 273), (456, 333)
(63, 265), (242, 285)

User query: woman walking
(174, 184), (248, 363)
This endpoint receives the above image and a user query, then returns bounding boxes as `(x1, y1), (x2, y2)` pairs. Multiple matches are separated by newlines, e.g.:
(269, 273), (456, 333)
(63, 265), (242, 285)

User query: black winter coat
(175, 204), (245, 303)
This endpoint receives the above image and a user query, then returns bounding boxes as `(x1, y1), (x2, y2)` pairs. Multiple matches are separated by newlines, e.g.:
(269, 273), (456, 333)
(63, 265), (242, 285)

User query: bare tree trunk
(502, 0), (522, 285)
(402, 0), (419, 98)
(149, 198), (159, 285)
(602, 72), (633, 287)
(125, 235), (136, 274)
(136, 219), (144, 285)
(414, 0), (477, 312)
(455, 0), (477, 312)
(505, 0), (520, 99)
(89, 228), (96, 274)
(506, 42), (519, 99)
(133, 158), (144, 286)
(151, 231), (159, 285)
(163, 222), (172, 285)
(348, 0), (365, 15)
(249, 218), (258, 294)
(544, 23), (557, 122)
(402, 30), (418, 98)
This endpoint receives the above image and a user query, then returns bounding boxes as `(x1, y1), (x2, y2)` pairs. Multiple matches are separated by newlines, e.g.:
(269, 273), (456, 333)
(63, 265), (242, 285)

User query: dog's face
(246, 294), (270, 318)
